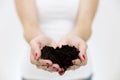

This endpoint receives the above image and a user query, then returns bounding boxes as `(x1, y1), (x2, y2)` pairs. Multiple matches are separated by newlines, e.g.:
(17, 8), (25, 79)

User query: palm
(58, 34), (88, 72)
(30, 35), (61, 72)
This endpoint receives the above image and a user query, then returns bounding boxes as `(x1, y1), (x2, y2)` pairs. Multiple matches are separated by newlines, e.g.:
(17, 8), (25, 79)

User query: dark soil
(41, 45), (80, 71)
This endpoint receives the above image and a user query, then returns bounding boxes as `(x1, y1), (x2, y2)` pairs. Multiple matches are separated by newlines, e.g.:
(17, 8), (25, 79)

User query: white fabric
(22, 0), (92, 80)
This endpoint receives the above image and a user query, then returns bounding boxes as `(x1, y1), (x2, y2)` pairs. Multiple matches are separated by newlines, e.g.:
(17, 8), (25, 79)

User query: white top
(22, 0), (93, 80)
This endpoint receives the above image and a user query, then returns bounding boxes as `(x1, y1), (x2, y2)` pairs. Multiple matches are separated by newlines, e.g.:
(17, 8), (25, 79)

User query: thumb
(58, 40), (68, 48)
(50, 40), (58, 48)
(78, 43), (87, 62)
(30, 41), (41, 60)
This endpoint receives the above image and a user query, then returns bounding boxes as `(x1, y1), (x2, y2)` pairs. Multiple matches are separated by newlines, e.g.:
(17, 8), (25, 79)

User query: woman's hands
(58, 33), (88, 74)
(30, 34), (61, 72)
(29, 33), (88, 75)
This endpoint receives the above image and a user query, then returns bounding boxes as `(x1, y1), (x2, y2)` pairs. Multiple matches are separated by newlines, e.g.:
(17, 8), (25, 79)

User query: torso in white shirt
(21, 0), (93, 80)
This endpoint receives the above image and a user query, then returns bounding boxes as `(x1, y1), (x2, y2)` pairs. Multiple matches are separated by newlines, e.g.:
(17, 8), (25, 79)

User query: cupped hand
(58, 34), (88, 75)
(29, 34), (61, 72)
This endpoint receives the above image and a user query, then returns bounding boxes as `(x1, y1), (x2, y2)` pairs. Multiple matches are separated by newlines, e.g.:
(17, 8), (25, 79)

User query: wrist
(68, 27), (81, 37)
(23, 27), (45, 43)
(69, 25), (91, 41)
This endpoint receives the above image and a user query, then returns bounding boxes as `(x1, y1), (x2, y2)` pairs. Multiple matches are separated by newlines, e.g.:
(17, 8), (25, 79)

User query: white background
(0, 0), (120, 80)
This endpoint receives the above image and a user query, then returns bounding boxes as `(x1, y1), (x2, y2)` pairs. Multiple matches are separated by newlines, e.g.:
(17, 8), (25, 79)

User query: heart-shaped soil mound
(41, 45), (80, 71)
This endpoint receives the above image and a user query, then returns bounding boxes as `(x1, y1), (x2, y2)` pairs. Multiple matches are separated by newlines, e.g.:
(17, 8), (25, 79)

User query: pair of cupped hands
(30, 33), (88, 75)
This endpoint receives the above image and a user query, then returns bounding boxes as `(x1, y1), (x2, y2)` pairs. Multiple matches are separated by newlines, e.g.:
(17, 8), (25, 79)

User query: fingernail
(59, 70), (64, 75)
(53, 67), (59, 71)
(46, 63), (50, 67)
(34, 53), (37, 60)
(36, 54), (40, 59)
(72, 61), (75, 64)
(82, 54), (85, 61)
(56, 69), (59, 71)
(34, 52), (40, 60)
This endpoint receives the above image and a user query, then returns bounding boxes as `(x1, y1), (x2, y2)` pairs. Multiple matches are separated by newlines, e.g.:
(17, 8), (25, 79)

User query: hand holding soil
(29, 34), (61, 72)
(30, 34), (87, 75)
(58, 34), (88, 75)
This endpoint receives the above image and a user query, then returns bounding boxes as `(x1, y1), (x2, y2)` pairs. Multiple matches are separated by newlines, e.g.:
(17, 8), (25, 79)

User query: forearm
(71, 21), (92, 41)
(71, 0), (98, 41)
(23, 24), (43, 43)
(15, 0), (43, 43)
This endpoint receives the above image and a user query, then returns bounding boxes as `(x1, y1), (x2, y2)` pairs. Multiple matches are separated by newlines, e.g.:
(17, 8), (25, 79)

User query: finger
(58, 68), (65, 75)
(36, 64), (55, 72)
(78, 43), (87, 62)
(72, 59), (82, 66)
(79, 51), (87, 62)
(36, 65), (47, 70)
(49, 40), (58, 49)
(66, 38), (80, 48)
(67, 65), (75, 70)
(30, 51), (40, 65)
(46, 66), (54, 72)
(38, 59), (52, 66)
(78, 39), (88, 51)
(30, 41), (41, 59)
(67, 39), (87, 63)
(52, 64), (61, 72)
(59, 71), (65, 75)
(67, 65), (80, 70)
(33, 35), (49, 47)
(81, 54), (88, 66)
(37, 64), (61, 72)
(58, 40), (68, 48)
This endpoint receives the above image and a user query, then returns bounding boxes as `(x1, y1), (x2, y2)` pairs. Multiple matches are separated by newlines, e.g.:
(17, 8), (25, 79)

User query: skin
(15, 0), (98, 75)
